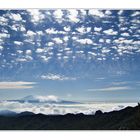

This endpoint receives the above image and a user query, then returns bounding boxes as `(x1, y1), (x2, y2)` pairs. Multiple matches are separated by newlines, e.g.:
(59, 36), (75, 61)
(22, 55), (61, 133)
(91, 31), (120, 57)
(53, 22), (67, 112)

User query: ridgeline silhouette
(0, 104), (140, 130)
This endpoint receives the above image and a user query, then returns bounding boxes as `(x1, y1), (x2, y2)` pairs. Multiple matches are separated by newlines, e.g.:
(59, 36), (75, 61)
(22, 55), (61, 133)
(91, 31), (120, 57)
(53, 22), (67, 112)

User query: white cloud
(72, 36), (78, 40)
(99, 39), (104, 43)
(76, 26), (85, 33)
(22, 95), (59, 102)
(20, 26), (26, 32)
(53, 38), (63, 44)
(94, 27), (102, 32)
(48, 52), (53, 56)
(41, 74), (76, 81)
(0, 81), (36, 89)
(11, 25), (18, 31)
(76, 26), (91, 33)
(26, 30), (36, 36)
(120, 27), (128, 31)
(103, 29), (118, 35)
(0, 16), (8, 25)
(37, 31), (43, 36)
(131, 11), (140, 17)
(0, 46), (4, 51)
(57, 53), (62, 56)
(88, 51), (97, 56)
(102, 48), (111, 53)
(105, 10), (112, 15)
(114, 38), (133, 44)
(79, 10), (87, 16)
(67, 10), (80, 23)
(27, 9), (45, 23)
(9, 13), (22, 21)
(10, 24), (26, 32)
(88, 9), (105, 18)
(105, 39), (111, 43)
(76, 50), (84, 54)
(53, 10), (63, 19)
(14, 41), (23, 46)
(0, 33), (10, 39)
(40, 56), (51, 62)
(64, 26), (71, 32)
(97, 57), (105, 61)
(25, 50), (32, 55)
(25, 55), (33, 61)
(16, 58), (27, 62)
(86, 27), (92, 32)
(1, 28), (8, 33)
(131, 19), (140, 24)
(64, 47), (71, 51)
(121, 32), (130, 37)
(47, 42), (54, 46)
(88, 86), (131, 92)
(46, 28), (58, 34)
(36, 48), (44, 53)
(16, 55), (33, 63)
(63, 36), (69, 42)
(132, 41), (140, 45)
(45, 28), (65, 35)
(77, 38), (93, 45)
(118, 10), (123, 15)
(37, 95), (58, 102)
(17, 50), (23, 54)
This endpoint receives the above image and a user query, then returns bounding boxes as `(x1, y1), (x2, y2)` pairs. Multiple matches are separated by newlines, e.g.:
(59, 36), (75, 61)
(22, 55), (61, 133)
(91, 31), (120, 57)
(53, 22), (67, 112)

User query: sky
(0, 9), (140, 102)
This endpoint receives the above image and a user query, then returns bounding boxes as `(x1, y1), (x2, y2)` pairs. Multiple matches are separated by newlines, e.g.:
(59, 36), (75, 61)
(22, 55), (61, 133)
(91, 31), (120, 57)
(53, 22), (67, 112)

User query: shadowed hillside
(0, 104), (140, 130)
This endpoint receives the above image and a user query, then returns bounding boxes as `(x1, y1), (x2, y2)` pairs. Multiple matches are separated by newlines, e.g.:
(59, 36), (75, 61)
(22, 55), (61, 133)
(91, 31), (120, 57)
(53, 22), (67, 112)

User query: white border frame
(0, 0), (140, 139)
(0, 0), (140, 9)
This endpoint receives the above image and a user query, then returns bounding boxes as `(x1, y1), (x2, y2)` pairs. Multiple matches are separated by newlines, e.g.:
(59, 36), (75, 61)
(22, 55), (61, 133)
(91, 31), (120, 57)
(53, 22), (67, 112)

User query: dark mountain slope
(0, 104), (140, 130)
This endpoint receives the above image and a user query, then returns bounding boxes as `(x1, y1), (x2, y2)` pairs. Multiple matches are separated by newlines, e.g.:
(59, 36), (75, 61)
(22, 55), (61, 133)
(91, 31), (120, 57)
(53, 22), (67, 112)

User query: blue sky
(0, 9), (140, 102)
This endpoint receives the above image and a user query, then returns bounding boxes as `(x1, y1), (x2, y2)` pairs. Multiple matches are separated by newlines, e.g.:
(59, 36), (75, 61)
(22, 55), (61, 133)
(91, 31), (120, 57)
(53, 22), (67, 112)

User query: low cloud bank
(0, 101), (137, 115)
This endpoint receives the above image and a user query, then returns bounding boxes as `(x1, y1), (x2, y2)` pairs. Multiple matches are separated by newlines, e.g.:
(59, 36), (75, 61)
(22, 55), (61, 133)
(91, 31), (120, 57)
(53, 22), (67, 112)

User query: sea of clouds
(0, 100), (137, 115)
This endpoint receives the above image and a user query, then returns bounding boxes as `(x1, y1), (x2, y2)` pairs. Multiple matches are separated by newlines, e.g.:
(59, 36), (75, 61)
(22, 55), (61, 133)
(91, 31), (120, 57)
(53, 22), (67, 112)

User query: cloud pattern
(0, 10), (140, 80)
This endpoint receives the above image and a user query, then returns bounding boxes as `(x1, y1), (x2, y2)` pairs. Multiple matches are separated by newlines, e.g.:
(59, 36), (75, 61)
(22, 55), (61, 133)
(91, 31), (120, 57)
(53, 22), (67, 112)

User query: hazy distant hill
(0, 110), (17, 116)
(0, 104), (140, 130)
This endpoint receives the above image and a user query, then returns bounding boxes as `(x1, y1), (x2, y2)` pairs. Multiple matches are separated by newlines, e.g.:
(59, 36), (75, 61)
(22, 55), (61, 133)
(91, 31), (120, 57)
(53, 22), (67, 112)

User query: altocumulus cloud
(41, 74), (77, 81)
(0, 81), (36, 89)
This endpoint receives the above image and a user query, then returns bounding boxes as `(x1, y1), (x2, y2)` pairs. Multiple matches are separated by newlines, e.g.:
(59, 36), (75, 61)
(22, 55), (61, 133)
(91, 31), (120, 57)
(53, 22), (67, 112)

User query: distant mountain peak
(21, 95), (60, 103)
(16, 95), (79, 104)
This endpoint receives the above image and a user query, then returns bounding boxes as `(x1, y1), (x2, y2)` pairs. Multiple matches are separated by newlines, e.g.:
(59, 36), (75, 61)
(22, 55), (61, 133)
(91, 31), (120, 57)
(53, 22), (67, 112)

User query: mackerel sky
(0, 10), (140, 102)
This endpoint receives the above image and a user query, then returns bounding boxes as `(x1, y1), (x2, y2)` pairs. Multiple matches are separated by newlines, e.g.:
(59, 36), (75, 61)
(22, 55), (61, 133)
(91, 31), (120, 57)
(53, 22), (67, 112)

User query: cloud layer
(0, 100), (137, 115)
(88, 86), (131, 92)
(0, 81), (36, 89)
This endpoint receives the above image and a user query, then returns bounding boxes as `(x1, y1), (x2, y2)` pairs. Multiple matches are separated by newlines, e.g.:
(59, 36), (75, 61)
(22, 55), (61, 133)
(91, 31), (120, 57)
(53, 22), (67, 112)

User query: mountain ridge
(0, 104), (139, 130)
